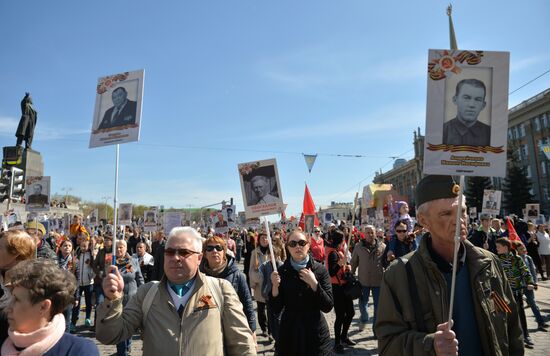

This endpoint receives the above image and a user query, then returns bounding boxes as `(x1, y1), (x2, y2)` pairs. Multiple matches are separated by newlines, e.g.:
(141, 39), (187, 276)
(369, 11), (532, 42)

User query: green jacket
(375, 236), (524, 356)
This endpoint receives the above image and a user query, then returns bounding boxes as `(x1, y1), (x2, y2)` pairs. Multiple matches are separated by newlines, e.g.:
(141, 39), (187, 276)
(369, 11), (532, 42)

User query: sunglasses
(396, 230), (407, 233)
(164, 248), (200, 258)
(287, 240), (309, 248)
(206, 245), (223, 252)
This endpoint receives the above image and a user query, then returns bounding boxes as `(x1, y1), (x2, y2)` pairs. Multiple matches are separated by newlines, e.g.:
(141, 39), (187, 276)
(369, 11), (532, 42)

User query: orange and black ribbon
(491, 291), (512, 314)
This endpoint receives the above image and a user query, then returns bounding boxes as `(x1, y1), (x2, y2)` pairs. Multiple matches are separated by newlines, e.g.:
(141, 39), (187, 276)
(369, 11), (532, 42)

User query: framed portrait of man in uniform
(118, 203), (133, 225)
(89, 69), (144, 148)
(423, 50), (509, 177)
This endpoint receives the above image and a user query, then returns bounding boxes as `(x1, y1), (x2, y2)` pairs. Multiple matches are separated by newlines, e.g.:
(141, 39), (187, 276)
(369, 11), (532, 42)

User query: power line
(509, 68), (550, 96)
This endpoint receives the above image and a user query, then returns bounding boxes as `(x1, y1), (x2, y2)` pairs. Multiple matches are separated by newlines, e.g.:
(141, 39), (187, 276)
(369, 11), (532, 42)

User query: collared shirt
(166, 277), (196, 312)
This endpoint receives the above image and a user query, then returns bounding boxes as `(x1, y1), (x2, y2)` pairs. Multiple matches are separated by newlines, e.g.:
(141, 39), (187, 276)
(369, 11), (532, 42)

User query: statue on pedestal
(16, 93), (37, 149)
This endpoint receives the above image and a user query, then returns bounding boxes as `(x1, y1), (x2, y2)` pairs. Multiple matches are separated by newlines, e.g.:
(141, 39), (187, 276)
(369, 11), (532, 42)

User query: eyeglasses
(314, 230), (321, 233)
(396, 230), (407, 233)
(205, 245), (223, 252)
(164, 248), (201, 258)
(287, 240), (309, 248)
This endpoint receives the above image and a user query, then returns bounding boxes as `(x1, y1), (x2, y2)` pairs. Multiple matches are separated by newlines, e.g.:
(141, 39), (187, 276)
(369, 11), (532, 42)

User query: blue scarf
(290, 254), (310, 271)
(169, 277), (195, 297)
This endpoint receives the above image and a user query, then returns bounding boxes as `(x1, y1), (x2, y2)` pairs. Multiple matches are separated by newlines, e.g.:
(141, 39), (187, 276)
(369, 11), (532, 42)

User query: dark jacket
(376, 236), (524, 356)
(37, 239), (58, 262)
(44, 332), (99, 356)
(200, 255), (256, 332)
(151, 241), (165, 281)
(269, 258), (334, 356)
(98, 100), (137, 130)
(442, 117), (491, 147)
(469, 227), (498, 254)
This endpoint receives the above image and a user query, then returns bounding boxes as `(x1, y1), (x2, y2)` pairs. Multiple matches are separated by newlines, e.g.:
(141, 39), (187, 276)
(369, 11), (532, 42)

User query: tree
(465, 176), (493, 213)
(502, 146), (535, 216)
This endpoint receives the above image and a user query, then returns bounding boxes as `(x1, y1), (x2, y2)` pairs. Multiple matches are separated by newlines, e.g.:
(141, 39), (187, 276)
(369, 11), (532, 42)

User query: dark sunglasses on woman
(287, 240), (309, 248)
(205, 245), (224, 252)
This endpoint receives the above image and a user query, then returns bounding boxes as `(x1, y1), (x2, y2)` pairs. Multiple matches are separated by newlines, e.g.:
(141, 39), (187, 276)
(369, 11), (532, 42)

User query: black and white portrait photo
(25, 176), (50, 212)
(442, 78), (491, 147)
(97, 86), (137, 130)
(119, 203), (133, 224)
(305, 214), (315, 234)
(238, 158), (285, 218)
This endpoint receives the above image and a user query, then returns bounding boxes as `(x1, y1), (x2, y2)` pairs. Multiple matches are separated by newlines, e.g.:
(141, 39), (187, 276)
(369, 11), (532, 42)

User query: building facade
(372, 128), (424, 207)
(506, 88), (550, 214)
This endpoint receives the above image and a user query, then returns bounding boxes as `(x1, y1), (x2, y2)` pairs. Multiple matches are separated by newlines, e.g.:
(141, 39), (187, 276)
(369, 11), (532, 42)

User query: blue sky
(1, 0), (549, 217)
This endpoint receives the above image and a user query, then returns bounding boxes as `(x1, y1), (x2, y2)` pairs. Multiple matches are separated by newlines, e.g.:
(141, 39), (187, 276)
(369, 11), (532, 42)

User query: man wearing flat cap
(375, 175), (523, 355)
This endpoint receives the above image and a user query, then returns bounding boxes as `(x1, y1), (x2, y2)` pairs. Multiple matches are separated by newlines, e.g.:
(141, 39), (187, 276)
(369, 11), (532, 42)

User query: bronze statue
(16, 92), (37, 148)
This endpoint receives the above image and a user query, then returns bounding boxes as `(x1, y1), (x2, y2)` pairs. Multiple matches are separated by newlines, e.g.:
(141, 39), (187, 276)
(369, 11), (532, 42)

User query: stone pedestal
(21, 148), (44, 178)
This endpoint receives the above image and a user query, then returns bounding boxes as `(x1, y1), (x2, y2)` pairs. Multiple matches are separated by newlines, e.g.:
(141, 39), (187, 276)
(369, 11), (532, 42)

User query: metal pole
(264, 218), (277, 271)
(112, 144), (120, 265)
(447, 175), (465, 326)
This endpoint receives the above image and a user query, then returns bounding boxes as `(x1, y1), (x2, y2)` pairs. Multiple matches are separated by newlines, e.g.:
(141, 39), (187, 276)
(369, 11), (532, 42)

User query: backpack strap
(400, 258), (427, 332)
(141, 281), (160, 327)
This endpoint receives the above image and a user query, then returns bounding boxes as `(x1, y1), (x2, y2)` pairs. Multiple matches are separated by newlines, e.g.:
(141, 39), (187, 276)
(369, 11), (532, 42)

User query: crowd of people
(0, 175), (549, 355)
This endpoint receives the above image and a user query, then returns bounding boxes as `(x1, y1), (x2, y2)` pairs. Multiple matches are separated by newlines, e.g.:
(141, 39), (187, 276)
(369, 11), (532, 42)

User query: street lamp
(61, 187), (72, 205)
(101, 196), (111, 221)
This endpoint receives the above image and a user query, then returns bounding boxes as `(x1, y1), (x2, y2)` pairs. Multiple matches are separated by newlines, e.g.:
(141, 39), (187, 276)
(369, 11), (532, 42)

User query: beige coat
(249, 247), (270, 303)
(96, 271), (256, 356)
(351, 239), (386, 287)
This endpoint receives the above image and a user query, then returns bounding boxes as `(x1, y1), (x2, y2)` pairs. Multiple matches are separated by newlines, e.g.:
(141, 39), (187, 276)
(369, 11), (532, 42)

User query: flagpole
(446, 3), (463, 329)
(112, 144), (120, 265)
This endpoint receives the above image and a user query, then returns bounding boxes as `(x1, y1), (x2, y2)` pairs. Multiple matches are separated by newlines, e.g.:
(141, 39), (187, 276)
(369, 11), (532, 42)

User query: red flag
(299, 184), (319, 230)
(506, 218), (520, 242)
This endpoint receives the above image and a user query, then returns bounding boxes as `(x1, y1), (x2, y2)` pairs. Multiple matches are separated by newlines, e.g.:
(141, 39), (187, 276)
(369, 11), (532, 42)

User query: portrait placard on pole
(238, 158), (285, 218)
(481, 189), (501, 216)
(143, 209), (158, 232)
(25, 176), (50, 212)
(118, 203), (133, 226)
(163, 212), (182, 235)
(423, 50), (509, 177)
(89, 69), (144, 148)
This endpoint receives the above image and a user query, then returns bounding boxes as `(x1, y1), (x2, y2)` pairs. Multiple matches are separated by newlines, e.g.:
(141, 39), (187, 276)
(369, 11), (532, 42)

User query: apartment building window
(544, 187), (550, 200)
(542, 161), (547, 175)
(543, 113), (549, 128)
(520, 144), (528, 159)
(519, 123), (526, 138)
(526, 165), (532, 178)
(534, 116), (541, 131)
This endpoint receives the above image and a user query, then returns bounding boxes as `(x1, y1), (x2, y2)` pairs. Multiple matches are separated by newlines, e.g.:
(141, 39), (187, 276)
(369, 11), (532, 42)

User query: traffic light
(9, 167), (24, 200)
(0, 169), (10, 203)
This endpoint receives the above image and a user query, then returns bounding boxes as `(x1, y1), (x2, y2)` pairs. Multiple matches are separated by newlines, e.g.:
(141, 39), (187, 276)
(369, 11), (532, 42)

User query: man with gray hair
(96, 226), (256, 355)
(250, 175), (279, 205)
(375, 175), (523, 355)
(351, 225), (385, 333)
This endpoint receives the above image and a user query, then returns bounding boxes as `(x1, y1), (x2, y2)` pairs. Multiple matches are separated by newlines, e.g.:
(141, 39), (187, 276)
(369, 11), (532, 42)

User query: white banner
(423, 50), (509, 177)
(143, 209), (158, 232)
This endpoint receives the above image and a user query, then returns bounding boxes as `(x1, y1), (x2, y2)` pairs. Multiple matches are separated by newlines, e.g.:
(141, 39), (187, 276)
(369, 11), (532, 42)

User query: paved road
(78, 265), (550, 355)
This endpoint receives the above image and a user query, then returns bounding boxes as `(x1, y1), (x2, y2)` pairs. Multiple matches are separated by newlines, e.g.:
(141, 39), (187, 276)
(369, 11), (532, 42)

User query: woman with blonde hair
(0, 230), (36, 346)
